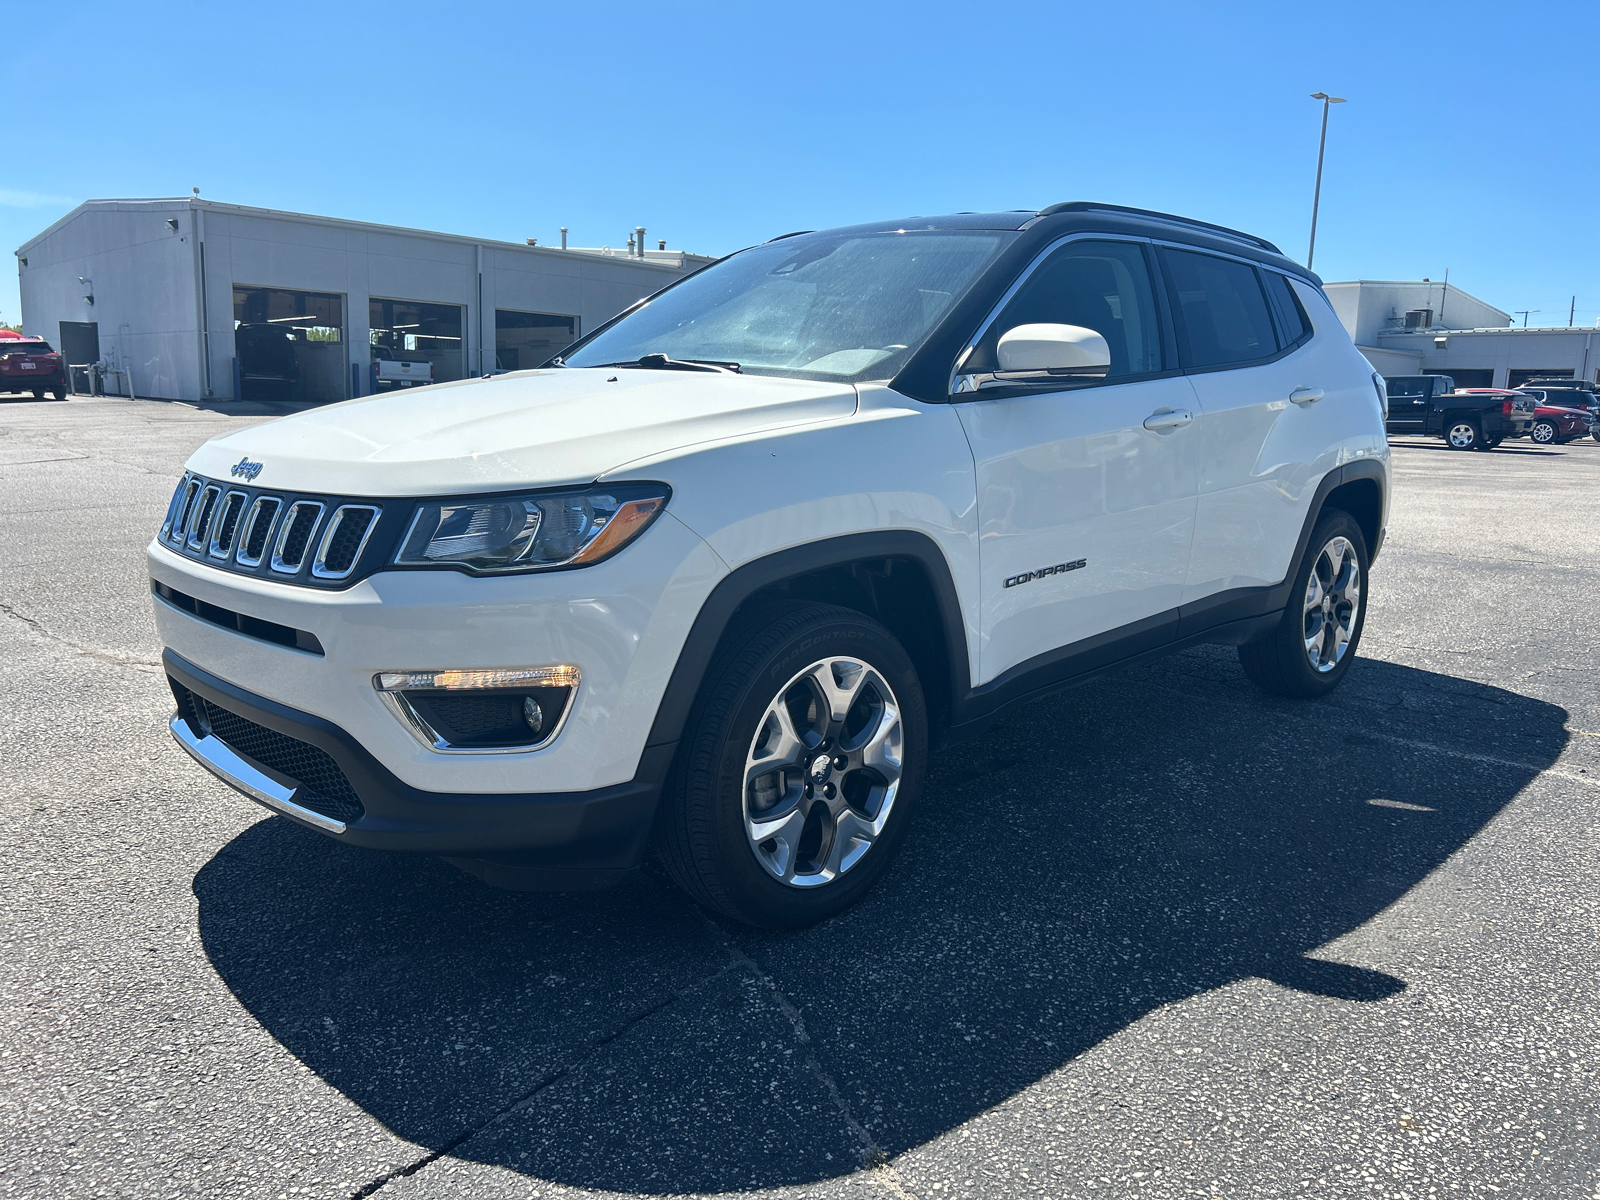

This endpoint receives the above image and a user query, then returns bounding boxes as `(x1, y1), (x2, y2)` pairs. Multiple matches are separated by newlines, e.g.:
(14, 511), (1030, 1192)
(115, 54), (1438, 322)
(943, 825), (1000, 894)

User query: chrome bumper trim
(168, 713), (347, 835)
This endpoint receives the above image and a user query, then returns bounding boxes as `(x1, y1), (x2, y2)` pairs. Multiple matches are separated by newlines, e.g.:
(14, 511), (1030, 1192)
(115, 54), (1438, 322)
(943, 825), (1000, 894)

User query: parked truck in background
(1382, 375), (1536, 450)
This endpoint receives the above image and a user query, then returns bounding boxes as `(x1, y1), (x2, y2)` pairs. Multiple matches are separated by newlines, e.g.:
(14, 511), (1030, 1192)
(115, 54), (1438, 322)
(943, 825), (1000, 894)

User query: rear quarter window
(1263, 272), (1310, 346)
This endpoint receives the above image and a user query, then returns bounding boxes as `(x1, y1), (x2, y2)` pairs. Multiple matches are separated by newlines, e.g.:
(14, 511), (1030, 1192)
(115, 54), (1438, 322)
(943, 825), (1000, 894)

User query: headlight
(393, 484), (669, 573)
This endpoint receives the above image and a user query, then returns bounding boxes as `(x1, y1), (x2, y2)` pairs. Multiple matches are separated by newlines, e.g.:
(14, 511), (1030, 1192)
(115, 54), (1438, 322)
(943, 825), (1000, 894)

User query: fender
(643, 531), (973, 750)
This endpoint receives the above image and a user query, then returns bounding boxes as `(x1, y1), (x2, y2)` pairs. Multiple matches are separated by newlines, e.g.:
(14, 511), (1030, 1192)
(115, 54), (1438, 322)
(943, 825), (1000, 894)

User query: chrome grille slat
(208, 491), (248, 559)
(185, 485), (222, 551)
(311, 505), (380, 580)
(168, 478), (202, 545)
(235, 496), (281, 567)
(271, 502), (325, 574)
(160, 475), (191, 538)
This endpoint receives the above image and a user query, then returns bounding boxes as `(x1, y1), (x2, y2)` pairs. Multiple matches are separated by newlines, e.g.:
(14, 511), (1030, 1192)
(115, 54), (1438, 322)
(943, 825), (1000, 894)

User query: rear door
(1167, 248), (1352, 610)
(955, 237), (1201, 685)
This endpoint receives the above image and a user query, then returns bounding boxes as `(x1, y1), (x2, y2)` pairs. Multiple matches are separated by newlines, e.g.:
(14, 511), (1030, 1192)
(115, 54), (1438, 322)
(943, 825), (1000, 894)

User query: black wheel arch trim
(643, 531), (974, 751)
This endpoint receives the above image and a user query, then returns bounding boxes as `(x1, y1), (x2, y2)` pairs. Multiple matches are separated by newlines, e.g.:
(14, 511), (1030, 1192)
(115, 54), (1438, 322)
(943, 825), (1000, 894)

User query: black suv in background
(1383, 375), (1536, 450)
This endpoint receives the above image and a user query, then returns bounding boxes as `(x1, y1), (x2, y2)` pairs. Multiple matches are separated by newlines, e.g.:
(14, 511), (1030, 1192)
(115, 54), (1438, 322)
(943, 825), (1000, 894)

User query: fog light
(373, 665), (577, 753)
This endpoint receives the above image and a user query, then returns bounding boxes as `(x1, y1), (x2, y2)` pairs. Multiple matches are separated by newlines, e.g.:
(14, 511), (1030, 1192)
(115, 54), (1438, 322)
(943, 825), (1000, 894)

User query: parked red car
(1522, 398), (1594, 445)
(0, 335), (68, 400)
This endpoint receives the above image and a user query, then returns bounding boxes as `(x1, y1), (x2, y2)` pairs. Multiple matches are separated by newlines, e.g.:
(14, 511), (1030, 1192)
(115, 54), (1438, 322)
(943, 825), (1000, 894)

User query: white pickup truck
(371, 358), (433, 391)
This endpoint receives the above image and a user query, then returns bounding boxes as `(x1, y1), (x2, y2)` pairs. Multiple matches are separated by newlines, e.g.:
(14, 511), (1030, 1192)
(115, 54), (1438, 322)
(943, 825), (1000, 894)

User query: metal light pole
(1306, 92), (1346, 271)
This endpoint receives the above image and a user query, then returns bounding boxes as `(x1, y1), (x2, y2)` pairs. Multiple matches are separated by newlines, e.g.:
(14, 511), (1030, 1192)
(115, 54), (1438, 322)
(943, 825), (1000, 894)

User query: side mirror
(996, 323), (1110, 375)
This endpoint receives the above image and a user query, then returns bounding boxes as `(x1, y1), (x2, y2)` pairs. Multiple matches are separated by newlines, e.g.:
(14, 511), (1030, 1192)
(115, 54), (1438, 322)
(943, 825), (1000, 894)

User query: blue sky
(6, 1), (1599, 332)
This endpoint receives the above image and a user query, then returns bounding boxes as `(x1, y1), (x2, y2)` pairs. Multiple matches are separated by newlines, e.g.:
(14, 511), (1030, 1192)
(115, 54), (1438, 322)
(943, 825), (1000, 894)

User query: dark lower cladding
(944, 585), (1287, 743)
(164, 650), (672, 887)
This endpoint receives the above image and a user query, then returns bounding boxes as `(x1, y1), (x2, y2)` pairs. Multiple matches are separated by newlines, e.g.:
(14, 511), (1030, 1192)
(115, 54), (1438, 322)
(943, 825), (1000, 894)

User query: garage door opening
(369, 299), (463, 392)
(495, 310), (578, 372)
(233, 287), (346, 404)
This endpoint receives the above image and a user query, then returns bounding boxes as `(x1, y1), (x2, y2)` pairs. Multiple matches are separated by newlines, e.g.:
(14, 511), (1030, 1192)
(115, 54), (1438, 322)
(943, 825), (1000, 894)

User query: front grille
(156, 472), (396, 588)
(174, 682), (363, 824)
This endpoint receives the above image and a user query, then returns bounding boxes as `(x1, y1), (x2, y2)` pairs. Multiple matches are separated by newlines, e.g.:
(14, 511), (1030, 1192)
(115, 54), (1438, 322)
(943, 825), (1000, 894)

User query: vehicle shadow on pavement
(193, 651), (1569, 1194)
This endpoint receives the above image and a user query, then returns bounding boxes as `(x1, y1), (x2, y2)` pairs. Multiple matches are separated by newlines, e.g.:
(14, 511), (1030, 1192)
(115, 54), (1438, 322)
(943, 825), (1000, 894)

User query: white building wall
(17, 200), (201, 400)
(1376, 327), (1600, 388)
(1323, 280), (1510, 344)
(19, 199), (696, 403)
(1358, 345), (1424, 376)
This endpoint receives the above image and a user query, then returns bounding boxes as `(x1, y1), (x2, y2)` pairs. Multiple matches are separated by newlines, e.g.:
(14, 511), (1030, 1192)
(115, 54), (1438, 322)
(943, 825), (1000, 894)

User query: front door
(954, 238), (1201, 686)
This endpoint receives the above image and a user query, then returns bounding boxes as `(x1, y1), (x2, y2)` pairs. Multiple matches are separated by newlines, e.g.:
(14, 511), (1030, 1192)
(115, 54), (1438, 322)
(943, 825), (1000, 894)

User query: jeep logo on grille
(230, 457), (264, 482)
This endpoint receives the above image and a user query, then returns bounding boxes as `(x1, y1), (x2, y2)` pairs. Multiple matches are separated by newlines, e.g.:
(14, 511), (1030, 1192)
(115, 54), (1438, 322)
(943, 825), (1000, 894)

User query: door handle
(1142, 408), (1193, 431)
(1289, 386), (1324, 406)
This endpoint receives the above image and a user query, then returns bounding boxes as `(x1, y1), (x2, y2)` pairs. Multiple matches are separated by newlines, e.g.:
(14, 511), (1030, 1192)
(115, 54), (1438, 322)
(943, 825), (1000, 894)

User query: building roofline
(1378, 325), (1600, 336)
(16, 197), (701, 271)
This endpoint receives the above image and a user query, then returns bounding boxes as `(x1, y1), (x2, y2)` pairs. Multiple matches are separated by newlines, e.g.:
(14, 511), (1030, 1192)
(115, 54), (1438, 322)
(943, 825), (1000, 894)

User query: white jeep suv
(151, 202), (1389, 929)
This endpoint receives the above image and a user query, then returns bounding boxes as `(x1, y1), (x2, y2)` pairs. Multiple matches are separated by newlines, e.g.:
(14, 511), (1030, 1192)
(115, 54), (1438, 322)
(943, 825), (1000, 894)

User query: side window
(1160, 247), (1278, 369)
(1264, 272), (1310, 346)
(966, 239), (1163, 380)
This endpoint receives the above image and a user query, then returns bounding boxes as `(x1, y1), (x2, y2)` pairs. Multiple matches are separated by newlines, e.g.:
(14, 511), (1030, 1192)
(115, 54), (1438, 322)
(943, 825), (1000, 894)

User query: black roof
(796, 202), (1305, 279)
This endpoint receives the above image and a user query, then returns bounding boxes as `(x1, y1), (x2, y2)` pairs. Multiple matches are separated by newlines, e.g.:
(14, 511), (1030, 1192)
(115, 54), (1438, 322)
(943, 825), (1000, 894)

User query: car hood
(187, 369), (858, 496)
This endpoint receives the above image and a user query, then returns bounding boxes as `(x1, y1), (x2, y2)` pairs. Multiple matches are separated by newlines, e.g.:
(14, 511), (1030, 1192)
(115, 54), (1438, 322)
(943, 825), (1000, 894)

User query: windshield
(563, 229), (1013, 382)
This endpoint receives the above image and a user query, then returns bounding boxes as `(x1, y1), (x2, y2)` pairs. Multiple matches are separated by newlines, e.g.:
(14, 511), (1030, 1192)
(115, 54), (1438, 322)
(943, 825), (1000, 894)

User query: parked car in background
(1517, 383), (1600, 442)
(0, 335), (69, 400)
(1383, 376), (1535, 449)
(1524, 397), (1596, 445)
(371, 350), (434, 392)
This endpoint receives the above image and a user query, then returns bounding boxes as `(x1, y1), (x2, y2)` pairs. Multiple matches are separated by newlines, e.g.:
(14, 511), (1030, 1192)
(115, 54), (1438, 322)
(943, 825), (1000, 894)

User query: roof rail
(1033, 202), (1283, 256)
(764, 230), (814, 243)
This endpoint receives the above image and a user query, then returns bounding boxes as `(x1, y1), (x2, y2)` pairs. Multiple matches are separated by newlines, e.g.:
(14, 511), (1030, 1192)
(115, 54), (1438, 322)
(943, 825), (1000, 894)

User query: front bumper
(166, 650), (673, 882)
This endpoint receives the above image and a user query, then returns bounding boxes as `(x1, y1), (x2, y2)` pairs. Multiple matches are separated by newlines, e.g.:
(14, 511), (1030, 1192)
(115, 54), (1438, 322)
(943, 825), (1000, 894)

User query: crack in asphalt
(0, 602), (161, 672)
(722, 940), (921, 1200)
(347, 961), (740, 1198)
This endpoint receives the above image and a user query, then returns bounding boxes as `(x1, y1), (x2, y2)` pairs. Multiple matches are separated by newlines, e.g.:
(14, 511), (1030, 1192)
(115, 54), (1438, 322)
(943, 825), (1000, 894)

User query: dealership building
(1327, 279), (1600, 389)
(13, 198), (713, 404)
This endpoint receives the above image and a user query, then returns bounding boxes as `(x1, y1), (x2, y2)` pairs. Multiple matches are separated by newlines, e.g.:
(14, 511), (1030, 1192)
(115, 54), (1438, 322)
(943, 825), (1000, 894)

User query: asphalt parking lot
(2, 397), (1598, 1200)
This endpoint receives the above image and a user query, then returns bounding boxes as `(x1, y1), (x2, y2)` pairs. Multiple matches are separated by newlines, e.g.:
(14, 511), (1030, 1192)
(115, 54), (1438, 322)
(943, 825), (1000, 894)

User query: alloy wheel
(1532, 421), (1556, 444)
(1447, 422), (1478, 449)
(742, 657), (903, 888)
(1303, 536), (1361, 673)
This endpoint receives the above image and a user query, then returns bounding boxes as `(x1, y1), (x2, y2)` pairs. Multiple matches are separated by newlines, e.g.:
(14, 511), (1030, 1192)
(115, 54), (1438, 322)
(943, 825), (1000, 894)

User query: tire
(655, 602), (927, 929)
(1531, 420), (1558, 445)
(50, 389), (66, 401)
(1238, 509), (1369, 699)
(1444, 417), (1483, 450)
(1484, 434), (1504, 449)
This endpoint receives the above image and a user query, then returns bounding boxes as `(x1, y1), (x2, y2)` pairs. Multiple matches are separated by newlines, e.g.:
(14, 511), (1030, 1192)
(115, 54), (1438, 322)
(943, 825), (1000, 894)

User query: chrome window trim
(374, 667), (581, 755)
(207, 490), (249, 559)
(949, 231), (1156, 397)
(310, 505), (381, 580)
(185, 484), (222, 551)
(234, 496), (282, 568)
(270, 501), (325, 575)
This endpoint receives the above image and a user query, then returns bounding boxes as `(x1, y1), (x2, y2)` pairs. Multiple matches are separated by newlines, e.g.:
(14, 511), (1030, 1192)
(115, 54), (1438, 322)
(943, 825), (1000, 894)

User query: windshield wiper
(593, 354), (741, 374)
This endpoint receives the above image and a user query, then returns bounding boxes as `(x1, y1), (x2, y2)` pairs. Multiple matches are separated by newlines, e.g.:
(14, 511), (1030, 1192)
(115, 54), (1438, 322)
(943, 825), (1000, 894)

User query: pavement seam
(1133, 670), (1597, 788)
(345, 960), (739, 1198)
(720, 939), (921, 1200)
(0, 601), (162, 672)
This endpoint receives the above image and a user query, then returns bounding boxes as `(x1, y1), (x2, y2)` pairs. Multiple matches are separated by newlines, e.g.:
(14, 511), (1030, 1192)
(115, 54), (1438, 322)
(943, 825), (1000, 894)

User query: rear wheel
(655, 603), (927, 929)
(1445, 417), (1483, 450)
(1484, 434), (1504, 449)
(1531, 420), (1558, 445)
(1238, 509), (1368, 699)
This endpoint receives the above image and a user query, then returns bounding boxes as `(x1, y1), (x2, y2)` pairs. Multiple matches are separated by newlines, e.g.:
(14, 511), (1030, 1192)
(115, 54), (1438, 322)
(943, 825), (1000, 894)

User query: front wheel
(1238, 509), (1369, 699)
(655, 602), (927, 929)
(1531, 420), (1558, 445)
(1445, 418), (1483, 450)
